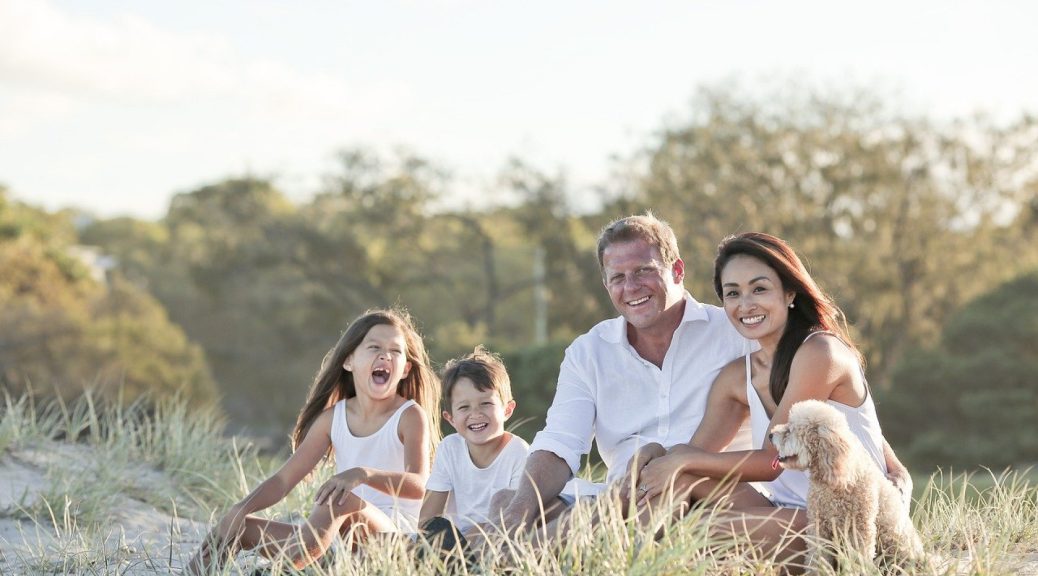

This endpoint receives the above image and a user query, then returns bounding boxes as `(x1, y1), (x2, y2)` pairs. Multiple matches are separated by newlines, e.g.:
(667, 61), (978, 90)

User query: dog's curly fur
(769, 400), (926, 573)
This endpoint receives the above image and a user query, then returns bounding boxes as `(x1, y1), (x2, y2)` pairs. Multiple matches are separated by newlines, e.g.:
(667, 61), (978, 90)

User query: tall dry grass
(0, 390), (1034, 575)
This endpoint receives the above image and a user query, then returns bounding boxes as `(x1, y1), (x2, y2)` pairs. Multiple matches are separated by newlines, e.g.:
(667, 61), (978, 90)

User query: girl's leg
(186, 515), (299, 574)
(261, 493), (396, 568)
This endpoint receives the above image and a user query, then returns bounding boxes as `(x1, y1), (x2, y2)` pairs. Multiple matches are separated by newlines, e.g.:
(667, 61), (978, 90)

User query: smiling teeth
(628, 296), (649, 306)
(468, 423), (488, 432)
(741, 315), (765, 325)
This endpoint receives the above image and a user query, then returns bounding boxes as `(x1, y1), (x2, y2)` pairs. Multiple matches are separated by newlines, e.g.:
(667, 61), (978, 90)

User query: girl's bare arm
(315, 404), (430, 505)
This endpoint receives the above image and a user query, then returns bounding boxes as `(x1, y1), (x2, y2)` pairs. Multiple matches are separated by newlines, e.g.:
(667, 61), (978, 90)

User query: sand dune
(0, 441), (208, 574)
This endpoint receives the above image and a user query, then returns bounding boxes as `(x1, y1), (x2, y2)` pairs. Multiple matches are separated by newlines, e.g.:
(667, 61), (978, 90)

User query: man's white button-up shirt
(531, 292), (754, 483)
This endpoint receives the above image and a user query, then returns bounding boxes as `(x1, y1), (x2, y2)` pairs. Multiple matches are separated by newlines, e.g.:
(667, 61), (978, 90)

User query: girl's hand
(315, 468), (369, 506)
(214, 504), (248, 542)
(636, 451), (693, 505)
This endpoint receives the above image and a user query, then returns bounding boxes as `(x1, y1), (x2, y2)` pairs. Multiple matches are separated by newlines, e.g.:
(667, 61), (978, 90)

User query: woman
(632, 232), (911, 561)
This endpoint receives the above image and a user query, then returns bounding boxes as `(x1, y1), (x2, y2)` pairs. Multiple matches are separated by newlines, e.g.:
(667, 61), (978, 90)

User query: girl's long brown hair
(713, 232), (863, 404)
(292, 308), (441, 454)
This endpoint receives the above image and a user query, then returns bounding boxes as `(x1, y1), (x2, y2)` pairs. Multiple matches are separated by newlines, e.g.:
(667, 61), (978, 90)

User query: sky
(1, 0), (1036, 220)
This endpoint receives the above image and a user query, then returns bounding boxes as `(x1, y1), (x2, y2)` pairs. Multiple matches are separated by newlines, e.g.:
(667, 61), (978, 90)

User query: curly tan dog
(769, 400), (926, 573)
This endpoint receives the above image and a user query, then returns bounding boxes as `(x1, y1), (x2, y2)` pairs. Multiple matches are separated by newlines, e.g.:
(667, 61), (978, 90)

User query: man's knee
(489, 488), (516, 516)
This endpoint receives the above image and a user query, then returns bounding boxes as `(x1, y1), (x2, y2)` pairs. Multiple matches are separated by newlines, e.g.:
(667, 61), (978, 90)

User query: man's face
(601, 239), (685, 331)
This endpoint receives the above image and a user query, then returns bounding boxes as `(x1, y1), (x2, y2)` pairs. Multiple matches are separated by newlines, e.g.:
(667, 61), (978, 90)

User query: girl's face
(344, 323), (412, 401)
(720, 254), (796, 344)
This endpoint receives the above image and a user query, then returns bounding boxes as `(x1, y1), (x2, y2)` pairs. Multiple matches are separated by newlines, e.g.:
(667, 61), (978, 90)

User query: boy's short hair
(442, 345), (513, 408)
(596, 211), (681, 274)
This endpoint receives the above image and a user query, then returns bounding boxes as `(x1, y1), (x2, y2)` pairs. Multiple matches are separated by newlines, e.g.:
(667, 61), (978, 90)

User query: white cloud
(0, 0), (349, 115)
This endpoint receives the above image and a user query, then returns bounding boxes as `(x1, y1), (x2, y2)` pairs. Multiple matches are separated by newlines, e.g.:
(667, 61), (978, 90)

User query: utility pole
(533, 244), (547, 344)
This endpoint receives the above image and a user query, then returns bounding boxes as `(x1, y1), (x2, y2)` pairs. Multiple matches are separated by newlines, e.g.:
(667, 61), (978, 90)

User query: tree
(0, 188), (216, 405)
(882, 272), (1038, 469)
(609, 84), (1038, 388)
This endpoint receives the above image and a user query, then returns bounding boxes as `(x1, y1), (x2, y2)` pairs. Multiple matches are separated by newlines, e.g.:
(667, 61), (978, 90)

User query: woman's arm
(689, 359), (750, 452)
(315, 404), (430, 505)
(882, 439), (913, 509)
(639, 340), (850, 500)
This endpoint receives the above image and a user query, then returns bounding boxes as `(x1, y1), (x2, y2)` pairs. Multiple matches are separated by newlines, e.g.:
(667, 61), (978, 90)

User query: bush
(883, 271), (1038, 469)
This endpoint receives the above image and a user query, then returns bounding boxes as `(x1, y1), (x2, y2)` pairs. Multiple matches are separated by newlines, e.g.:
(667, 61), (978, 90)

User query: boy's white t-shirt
(426, 433), (530, 532)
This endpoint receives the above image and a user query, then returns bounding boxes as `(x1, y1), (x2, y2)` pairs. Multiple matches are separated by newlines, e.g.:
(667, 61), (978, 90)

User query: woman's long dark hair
(291, 308), (441, 453)
(713, 232), (862, 404)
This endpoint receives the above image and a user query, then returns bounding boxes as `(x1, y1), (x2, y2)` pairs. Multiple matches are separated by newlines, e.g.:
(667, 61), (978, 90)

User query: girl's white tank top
(331, 398), (422, 531)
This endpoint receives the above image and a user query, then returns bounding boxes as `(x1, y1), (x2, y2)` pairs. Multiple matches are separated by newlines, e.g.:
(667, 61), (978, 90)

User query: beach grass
(1, 390), (1035, 575)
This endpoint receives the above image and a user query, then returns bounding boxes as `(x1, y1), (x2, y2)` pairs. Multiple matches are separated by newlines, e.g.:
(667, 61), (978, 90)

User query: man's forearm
(502, 450), (572, 531)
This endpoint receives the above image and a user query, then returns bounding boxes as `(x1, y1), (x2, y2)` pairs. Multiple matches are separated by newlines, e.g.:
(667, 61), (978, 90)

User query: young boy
(420, 346), (529, 534)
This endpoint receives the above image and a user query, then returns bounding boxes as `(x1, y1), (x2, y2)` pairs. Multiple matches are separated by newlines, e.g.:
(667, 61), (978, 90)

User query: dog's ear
(809, 419), (852, 486)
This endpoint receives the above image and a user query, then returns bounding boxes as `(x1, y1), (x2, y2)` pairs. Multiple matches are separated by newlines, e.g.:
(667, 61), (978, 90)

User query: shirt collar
(601, 291), (710, 344)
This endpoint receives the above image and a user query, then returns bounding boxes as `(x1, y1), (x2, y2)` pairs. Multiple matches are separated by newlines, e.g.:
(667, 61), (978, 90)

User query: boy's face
(443, 377), (515, 447)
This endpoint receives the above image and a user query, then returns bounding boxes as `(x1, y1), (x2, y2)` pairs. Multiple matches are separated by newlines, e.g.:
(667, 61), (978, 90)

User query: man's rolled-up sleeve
(529, 351), (596, 476)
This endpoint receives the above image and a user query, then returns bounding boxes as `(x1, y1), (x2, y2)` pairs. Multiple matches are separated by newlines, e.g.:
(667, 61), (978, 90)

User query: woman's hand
(887, 469), (913, 512)
(315, 467), (368, 506)
(636, 450), (695, 505)
(617, 443), (666, 503)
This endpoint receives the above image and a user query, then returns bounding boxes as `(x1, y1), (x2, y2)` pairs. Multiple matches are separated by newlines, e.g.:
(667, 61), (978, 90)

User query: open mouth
(371, 367), (391, 386)
(741, 314), (765, 326)
(467, 422), (488, 432)
(772, 453), (796, 469)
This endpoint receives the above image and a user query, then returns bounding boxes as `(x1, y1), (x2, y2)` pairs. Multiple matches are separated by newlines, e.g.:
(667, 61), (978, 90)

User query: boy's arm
(419, 490), (451, 526)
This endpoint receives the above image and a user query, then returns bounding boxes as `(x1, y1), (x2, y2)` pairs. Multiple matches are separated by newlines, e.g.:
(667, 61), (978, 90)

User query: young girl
(631, 232), (910, 561)
(187, 308), (440, 573)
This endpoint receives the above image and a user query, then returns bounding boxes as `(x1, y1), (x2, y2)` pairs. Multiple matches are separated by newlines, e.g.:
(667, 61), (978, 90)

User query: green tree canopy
(0, 188), (216, 405)
(882, 271), (1038, 469)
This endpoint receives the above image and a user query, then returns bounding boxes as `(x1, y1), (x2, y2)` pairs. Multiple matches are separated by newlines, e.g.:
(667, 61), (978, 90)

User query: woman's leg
(633, 475), (806, 570)
(634, 473), (763, 526)
(713, 506), (808, 573)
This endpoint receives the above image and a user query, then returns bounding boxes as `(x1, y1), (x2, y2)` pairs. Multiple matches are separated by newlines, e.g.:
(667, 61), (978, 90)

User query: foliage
(605, 84), (1038, 389)
(8, 84), (1038, 451)
(0, 189), (216, 406)
(883, 272), (1038, 468)
(501, 339), (569, 440)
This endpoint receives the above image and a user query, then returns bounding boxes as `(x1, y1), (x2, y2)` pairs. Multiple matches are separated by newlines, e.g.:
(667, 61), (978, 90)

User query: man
(494, 213), (913, 540)
(497, 213), (755, 531)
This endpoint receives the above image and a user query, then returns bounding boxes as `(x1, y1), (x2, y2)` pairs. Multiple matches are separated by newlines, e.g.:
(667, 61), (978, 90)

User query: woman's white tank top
(330, 398), (422, 531)
(748, 332), (888, 508)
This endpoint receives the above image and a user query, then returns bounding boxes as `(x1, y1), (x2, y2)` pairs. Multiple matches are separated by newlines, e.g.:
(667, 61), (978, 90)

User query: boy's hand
(315, 467), (369, 506)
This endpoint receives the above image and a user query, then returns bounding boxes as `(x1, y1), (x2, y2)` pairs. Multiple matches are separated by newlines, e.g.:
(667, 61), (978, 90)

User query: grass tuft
(1, 390), (1036, 575)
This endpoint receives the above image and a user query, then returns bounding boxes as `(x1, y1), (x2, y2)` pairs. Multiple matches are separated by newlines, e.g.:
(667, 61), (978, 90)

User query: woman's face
(719, 254), (795, 344)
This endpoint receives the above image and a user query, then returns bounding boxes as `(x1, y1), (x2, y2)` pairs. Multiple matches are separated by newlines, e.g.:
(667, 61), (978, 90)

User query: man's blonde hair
(596, 211), (681, 273)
